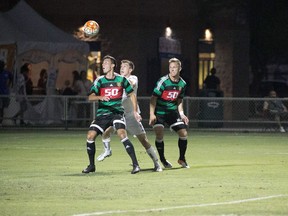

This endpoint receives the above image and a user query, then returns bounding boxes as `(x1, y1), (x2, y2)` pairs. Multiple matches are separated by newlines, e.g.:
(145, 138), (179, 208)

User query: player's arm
(127, 92), (142, 121)
(149, 95), (157, 126)
(88, 92), (110, 102)
(177, 98), (189, 125)
(128, 77), (136, 88)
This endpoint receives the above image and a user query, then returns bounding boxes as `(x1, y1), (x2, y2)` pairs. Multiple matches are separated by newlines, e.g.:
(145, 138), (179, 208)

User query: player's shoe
(178, 159), (190, 168)
(153, 163), (163, 172)
(161, 159), (173, 168)
(131, 165), (140, 174)
(82, 164), (95, 173)
(97, 150), (112, 161)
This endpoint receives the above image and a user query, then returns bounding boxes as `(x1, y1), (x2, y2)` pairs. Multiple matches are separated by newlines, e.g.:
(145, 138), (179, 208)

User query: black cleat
(131, 165), (140, 174)
(161, 159), (173, 168)
(82, 164), (95, 173)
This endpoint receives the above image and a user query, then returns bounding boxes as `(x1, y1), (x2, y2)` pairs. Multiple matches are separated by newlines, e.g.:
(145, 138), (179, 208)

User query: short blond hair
(169, 57), (181, 68)
(121, 59), (135, 71)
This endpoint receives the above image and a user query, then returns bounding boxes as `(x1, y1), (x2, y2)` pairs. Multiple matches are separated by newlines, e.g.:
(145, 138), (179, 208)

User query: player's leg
(136, 133), (162, 172)
(97, 126), (113, 161)
(126, 113), (162, 171)
(82, 129), (98, 173)
(153, 124), (172, 168)
(82, 119), (103, 173)
(113, 116), (140, 174)
(176, 128), (189, 168)
(168, 111), (189, 168)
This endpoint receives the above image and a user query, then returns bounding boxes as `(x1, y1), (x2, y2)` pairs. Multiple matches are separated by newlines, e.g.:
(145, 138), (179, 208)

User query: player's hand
(101, 96), (110, 101)
(180, 113), (189, 125)
(134, 112), (142, 122)
(149, 114), (157, 126)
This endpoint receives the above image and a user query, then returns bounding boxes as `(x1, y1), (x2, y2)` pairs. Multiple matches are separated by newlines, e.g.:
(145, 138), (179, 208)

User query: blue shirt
(0, 70), (13, 95)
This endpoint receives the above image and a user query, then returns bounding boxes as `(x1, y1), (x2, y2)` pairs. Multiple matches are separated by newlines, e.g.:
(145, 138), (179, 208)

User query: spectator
(21, 63), (33, 95)
(203, 67), (221, 90)
(263, 90), (288, 132)
(37, 69), (47, 94)
(72, 70), (86, 96)
(80, 70), (92, 96)
(80, 70), (92, 122)
(14, 64), (29, 125)
(62, 80), (76, 95)
(0, 60), (13, 126)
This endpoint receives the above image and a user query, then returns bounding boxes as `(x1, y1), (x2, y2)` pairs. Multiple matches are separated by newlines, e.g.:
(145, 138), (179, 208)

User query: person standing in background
(203, 67), (221, 91)
(0, 60), (13, 126)
(37, 69), (47, 95)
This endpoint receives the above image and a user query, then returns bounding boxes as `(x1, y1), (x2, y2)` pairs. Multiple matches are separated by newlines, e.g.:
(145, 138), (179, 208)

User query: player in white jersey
(97, 60), (162, 172)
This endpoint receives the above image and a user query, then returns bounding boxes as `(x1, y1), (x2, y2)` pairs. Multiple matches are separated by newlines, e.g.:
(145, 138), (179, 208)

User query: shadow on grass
(63, 167), (185, 177)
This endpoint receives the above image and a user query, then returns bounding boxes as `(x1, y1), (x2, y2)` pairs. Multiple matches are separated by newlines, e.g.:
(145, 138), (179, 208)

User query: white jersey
(122, 75), (140, 114)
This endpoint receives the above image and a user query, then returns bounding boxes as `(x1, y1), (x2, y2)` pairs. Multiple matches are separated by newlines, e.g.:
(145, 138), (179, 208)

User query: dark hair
(210, 68), (216, 75)
(103, 55), (117, 68)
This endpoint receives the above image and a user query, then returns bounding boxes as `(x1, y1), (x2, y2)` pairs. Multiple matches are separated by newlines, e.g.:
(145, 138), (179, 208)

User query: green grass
(0, 129), (288, 216)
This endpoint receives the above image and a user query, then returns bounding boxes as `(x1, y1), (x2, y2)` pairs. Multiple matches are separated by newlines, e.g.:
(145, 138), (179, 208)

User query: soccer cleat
(178, 159), (190, 168)
(97, 150), (112, 161)
(161, 160), (173, 168)
(131, 165), (140, 174)
(82, 164), (96, 173)
(153, 163), (163, 172)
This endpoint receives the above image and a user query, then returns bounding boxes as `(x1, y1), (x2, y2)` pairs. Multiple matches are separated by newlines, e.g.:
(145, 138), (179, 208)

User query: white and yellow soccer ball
(83, 20), (100, 37)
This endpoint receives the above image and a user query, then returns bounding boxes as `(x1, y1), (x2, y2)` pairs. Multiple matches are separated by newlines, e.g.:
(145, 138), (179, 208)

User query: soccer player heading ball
(82, 55), (141, 174)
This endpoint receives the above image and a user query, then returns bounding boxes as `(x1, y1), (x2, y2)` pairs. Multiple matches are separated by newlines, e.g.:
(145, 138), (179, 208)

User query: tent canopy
(0, 0), (89, 62)
(0, 0), (89, 67)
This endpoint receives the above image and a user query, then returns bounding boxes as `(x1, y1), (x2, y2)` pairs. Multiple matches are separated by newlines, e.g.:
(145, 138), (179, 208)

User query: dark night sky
(1, 0), (288, 64)
(250, 0), (288, 63)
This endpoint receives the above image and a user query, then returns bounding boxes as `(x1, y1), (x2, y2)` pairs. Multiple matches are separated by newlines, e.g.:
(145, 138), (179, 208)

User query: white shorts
(124, 112), (146, 136)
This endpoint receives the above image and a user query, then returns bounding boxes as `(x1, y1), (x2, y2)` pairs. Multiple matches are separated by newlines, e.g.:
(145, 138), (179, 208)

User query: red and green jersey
(91, 74), (133, 116)
(152, 74), (187, 115)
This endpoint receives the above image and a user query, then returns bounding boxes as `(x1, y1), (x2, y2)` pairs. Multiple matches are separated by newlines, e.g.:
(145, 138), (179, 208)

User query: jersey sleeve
(90, 77), (100, 95)
(123, 76), (134, 95)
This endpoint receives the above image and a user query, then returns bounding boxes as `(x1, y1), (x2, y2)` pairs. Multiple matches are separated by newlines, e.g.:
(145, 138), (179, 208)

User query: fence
(1, 95), (288, 131)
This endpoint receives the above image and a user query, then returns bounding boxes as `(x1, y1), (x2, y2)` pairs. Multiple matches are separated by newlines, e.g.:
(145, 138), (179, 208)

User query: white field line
(73, 194), (288, 216)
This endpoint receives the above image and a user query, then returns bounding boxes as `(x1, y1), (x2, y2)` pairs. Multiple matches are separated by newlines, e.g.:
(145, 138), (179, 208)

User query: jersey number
(167, 91), (179, 99)
(104, 88), (119, 96)
(162, 90), (179, 101)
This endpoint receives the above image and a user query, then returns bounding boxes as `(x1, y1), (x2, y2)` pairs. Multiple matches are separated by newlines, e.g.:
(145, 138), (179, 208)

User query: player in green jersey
(149, 57), (190, 169)
(97, 59), (162, 172)
(82, 55), (141, 174)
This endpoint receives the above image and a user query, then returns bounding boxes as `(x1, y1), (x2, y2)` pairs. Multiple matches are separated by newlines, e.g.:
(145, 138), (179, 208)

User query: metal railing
(1, 94), (288, 131)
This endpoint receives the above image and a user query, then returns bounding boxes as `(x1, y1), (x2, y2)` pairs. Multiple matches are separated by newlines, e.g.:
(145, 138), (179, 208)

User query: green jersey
(91, 74), (134, 116)
(152, 74), (187, 115)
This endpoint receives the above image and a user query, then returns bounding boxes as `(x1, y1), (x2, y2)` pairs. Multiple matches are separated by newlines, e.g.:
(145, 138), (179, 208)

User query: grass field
(0, 129), (287, 216)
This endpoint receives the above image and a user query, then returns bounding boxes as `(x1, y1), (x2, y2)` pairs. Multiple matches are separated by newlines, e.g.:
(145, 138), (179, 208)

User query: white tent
(1, 0), (89, 61)
(0, 0), (90, 125)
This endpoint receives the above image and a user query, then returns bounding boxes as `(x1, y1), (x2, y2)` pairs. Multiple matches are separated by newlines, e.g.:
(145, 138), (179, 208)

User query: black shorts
(154, 111), (187, 132)
(89, 113), (126, 135)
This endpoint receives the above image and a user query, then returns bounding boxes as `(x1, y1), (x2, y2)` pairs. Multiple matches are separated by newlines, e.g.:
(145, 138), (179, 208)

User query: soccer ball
(83, 20), (100, 37)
